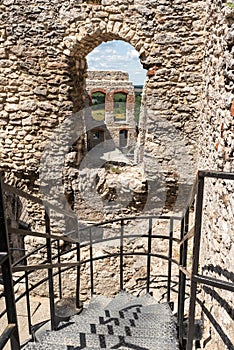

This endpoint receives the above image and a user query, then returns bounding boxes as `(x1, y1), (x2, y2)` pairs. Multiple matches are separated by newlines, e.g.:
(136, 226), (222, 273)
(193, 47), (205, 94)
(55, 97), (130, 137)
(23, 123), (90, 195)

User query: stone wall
(0, 0), (205, 215)
(198, 2), (234, 350)
(2, 1), (234, 349)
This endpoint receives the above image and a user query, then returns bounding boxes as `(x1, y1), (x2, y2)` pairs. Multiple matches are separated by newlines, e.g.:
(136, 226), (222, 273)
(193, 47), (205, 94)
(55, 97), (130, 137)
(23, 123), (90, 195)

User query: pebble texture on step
(23, 292), (179, 350)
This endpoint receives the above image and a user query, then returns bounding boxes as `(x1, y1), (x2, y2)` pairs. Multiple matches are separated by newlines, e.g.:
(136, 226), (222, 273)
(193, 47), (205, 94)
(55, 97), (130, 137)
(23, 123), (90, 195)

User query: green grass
(92, 109), (105, 121)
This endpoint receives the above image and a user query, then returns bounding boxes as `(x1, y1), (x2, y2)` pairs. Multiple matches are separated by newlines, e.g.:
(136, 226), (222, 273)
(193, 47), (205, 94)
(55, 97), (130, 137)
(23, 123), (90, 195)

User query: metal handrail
(178, 170), (234, 350)
(0, 171), (233, 350)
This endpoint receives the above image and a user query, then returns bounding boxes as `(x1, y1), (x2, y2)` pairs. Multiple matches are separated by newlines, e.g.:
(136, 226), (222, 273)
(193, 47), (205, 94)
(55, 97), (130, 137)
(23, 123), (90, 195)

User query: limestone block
(0, 110), (8, 118)
(109, 14), (123, 21)
(107, 20), (114, 33)
(20, 100), (37, 112)
(34, 86), (48, 96)
(113, 21), (122, 34)
(5, 103), (19, 112)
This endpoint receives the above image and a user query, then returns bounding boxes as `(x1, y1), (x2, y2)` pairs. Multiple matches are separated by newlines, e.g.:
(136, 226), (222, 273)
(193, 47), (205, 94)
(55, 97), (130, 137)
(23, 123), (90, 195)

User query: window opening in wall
(87, 128), (105, 150)
(114, 93), (127, 121)
(92, 92), (105, 121)
(93, 130), (100, 139)
(134, 87), (142, 125)
(87, 40), (146, 125)
(119, 129), (128, 148)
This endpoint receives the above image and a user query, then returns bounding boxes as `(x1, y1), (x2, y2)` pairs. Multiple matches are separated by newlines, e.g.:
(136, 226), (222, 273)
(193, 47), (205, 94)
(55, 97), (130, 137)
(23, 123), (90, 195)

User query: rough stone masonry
(0, 0), (233, 349)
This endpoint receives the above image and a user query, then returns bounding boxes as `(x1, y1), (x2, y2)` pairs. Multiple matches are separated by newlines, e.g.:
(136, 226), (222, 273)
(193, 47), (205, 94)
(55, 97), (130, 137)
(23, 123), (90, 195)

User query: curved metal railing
(0, 171), (234, 350)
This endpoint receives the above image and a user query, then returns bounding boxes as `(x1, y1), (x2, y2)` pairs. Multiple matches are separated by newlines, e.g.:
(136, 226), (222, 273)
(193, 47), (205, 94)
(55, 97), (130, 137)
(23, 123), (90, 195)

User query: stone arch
(89, 88), (107, 95)
(66, 26), (147, 113)
(66, 29), (146, 163)
(112, 89), (129, 95)
(71, 21), (146, 63)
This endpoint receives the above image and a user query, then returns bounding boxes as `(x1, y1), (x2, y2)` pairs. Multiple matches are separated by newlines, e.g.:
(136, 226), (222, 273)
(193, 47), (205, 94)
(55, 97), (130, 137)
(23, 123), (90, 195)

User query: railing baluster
(76, 242), (81, 308)
(187, 174), (205, 350)
(45, 206), (56, 331)
(167, 217), (173, 302)
(24, 256), (32, 335)
(0, 176), (20, 350)
(177, 209), (189, 344)
(89, 227), (94, 296)
(146, 218), (152, 294)
(57, 240), (62, 300)
(75, 215), (81, 308)
(177, 218), (186, 344)
(120, 219), (124, 291)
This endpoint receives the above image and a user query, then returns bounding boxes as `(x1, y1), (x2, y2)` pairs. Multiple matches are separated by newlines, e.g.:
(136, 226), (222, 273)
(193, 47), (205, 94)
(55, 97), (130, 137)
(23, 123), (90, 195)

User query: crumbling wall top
(87, 70), (129, 81)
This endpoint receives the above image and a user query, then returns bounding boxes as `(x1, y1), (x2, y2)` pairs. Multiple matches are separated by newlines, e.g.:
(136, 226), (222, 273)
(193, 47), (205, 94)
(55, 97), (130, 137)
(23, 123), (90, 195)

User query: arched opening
(91, 91), (105, 121)
(114, 92), (127, 121)
(62, 34), (148, 222)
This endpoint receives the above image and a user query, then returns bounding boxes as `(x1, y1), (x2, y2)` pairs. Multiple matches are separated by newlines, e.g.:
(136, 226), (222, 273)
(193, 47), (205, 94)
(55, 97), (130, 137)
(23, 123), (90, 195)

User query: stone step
(37, 332), (178, 349)
(70, 308), (172, 326)
(23, 343), (115, 350)
(24, 292), (179, 350)
(90, 292), (157, 312)
(70, 314), (172, 330)
(103, 291), (137, 310)
(86, 294), (113, 310)
(50, 321), (176, 339)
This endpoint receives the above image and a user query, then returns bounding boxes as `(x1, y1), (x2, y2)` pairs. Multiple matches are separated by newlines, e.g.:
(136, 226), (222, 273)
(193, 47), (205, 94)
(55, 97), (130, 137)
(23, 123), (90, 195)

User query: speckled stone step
(86, 294), (113, 310)
(23, 292), (179, 350)
(70, 309), (172, 327)
(102, 291), (137, 310)
(23, 343), (68, 350)
(24, 344), (113, 350)
(36, 332), (178, 350)
(85, 293), (159, 313)
(45, 320), (176, 339)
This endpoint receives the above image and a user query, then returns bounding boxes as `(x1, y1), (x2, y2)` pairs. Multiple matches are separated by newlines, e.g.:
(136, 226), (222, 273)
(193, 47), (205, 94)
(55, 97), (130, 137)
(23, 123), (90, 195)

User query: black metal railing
(177, 170), (234, 350)
(0, 178), (20, 350)
(0, 170), (234, 350)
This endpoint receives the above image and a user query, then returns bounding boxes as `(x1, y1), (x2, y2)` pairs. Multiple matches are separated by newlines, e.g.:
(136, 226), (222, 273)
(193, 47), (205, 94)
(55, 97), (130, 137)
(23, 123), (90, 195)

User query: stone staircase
(23, 292), (179, 350)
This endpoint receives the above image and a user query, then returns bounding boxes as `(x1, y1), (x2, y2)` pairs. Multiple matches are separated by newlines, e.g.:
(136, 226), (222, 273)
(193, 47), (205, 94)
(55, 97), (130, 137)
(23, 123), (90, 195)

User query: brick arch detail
(90, 88), (107, 95)
(113, 89), (129, 95)
(89, 89), (107, 107)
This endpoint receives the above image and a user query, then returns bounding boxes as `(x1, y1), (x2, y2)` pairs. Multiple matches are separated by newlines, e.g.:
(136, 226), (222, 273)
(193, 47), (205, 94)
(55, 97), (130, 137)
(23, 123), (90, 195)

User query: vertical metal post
(177, 217), (186, 344)
(120, 219), (124, 291)
(89, 227), (94, 296)
(187, 174), (205, 350)
(57, 240), (62, 300)
(75, 217), (81, 308)
(146, 217), (152, 294)
(76, 241), (81, 308)
(45, 206), (56, 331)
(167, 217), (173, 302)
(178, 209), (189, 344)
(0, 176), (20, 350)
(24, 257), (32, 335)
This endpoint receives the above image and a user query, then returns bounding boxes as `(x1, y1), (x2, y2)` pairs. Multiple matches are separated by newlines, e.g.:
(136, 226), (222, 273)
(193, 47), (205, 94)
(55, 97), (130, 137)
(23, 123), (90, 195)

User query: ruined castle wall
(0, 0), (205, 212)
(86, 70), (136, 151)
(0, 2), (233, 348)
(198, 2), (234, 350)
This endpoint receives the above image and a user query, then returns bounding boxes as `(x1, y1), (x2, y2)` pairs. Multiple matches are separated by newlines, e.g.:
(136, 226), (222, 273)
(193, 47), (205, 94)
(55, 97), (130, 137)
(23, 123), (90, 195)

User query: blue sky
(87, 40), (146, 85)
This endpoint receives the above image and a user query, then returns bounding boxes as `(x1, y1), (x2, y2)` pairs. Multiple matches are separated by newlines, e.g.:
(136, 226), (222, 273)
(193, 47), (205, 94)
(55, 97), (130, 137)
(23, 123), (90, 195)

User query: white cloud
(87, 40), (146, 85)
(127, 49), (139, 60)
